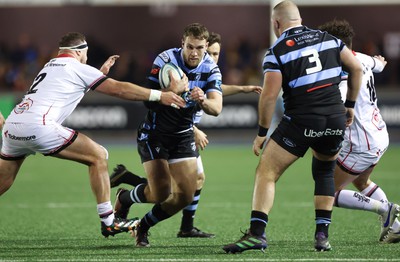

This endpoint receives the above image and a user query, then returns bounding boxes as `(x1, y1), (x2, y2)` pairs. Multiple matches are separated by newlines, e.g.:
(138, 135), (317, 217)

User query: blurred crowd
(0, 33), (397, 93)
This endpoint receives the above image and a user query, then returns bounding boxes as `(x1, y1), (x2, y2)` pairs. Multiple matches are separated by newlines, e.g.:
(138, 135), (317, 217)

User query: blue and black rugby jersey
(144, 48), (222, 134)
(263, 26), (346, 116)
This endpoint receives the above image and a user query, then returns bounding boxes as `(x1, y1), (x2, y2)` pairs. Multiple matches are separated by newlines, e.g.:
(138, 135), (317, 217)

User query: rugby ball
(158, 63), (185, 89)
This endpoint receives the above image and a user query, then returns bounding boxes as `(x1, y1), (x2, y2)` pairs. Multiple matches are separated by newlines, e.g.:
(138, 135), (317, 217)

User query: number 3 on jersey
(302, 49), (322, 75)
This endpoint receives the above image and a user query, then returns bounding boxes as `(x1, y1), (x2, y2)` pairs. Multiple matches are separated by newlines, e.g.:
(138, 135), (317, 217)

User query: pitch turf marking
(8, 259), (400, 262)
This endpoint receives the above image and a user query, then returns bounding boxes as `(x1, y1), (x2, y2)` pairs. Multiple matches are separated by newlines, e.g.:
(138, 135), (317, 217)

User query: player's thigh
(352, 167), (374, 191)
(334, 164), (357, 191)
(54, 132), (107, 166)
(169, 157), (198, 195)
(259, 139), (298, 181)
(143, 159), (171, 192)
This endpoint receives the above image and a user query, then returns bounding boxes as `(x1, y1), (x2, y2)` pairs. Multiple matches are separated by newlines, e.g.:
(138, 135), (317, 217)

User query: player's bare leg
(134, 158), (198, 247)
(223, 140), (297, 254)
(54, 132), (136, 237)
(0, 158), (25, 196)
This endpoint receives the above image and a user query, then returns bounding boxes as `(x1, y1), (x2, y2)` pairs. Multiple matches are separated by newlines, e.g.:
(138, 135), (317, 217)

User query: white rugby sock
(391, 218), (400, 232)
(97, 201), (115, 226)
(335, 190), (388, 214)
(360, 182), (388, 203)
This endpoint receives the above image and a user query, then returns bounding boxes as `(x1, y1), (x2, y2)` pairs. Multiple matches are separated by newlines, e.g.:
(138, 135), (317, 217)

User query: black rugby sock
(180, 189), (202, 232)
(122, 170), (148, 187)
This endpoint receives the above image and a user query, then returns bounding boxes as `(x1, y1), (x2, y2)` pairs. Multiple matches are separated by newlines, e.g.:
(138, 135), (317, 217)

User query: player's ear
(275, 20), (280, 29)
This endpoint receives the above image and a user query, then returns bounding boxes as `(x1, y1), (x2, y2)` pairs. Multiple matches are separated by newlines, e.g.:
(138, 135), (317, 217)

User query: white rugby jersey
(339, 52), (388, 152)
(7, 55), (107, 125)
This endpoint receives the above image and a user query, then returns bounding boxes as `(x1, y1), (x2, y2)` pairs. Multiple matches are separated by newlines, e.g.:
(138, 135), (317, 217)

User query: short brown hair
(208, 32), (222, 47)
(183, 23), (209, 41)
(59, 32), (86, 48)
(318, 19), (355, 48)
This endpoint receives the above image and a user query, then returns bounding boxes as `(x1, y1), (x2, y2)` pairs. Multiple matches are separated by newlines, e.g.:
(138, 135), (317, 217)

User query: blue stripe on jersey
(288, 67), (342, 89)
(279, 40), (339, 65)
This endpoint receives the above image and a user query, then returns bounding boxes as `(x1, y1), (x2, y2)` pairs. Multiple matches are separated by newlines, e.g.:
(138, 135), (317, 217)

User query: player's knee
(312, 156), (335, 197)
(352, 179), (369, 191)
(89, 145), (108, 167)
(152, 186), (171, 203)
(197, 172), (205, 188)
(175, 191), (194, 209)
(0, 177), (14, 195)
(98, 145), (109, 160)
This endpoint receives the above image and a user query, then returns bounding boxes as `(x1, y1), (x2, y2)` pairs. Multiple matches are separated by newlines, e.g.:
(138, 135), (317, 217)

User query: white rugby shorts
(1, 122), (77, 159)
(337, 139), (388, 174)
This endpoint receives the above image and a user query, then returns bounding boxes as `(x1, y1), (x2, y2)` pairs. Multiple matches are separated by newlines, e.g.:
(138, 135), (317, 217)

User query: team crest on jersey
(14, 98), (33, 114)
(159, 52), (170, 63)
(151, 67), (160, 75)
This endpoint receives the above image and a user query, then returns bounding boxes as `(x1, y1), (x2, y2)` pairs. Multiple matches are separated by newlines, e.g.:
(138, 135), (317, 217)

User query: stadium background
(0, 0), (399, 144)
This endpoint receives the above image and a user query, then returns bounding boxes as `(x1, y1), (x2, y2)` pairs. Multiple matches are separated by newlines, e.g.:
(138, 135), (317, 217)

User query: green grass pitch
(0, 142), (399, 261)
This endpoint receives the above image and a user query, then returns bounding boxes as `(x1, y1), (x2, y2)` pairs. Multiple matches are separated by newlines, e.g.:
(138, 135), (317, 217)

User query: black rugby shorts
(270, 113), (346, 157)
(137, 126), (197, 163)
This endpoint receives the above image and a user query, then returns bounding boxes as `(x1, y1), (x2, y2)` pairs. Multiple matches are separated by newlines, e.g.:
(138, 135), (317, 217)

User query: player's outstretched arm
(95, 78), (186, 109)
(99, 55), (120, 75)
(372, 55), (387, 73)
(221, 84), (262, 96)
(0, 112), (5, 130)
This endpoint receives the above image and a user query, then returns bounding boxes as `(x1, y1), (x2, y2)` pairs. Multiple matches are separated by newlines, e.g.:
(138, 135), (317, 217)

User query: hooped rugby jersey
(263, 26), (346, 116)
(339, 52), (388, 152)
(145, 48), (222, 133)
(6, 56), (107, 125)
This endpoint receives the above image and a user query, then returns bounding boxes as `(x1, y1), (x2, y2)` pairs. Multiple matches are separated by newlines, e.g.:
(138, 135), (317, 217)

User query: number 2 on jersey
(27, 73), (47, 94)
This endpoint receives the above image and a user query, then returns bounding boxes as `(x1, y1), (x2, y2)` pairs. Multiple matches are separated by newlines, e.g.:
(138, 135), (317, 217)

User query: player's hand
(0, 112), (5, 130)
(374, 55), (387, 67)
(194, 127), (209, 150)
(253, 135), (267, 156)
(243, 85), (263, 94)
(345, 108), (355, 127)
(189, 87), (205, 103)
(169, 72), (188, 95)
(160, 91), (186, 109)
(100, 55), (120, 75)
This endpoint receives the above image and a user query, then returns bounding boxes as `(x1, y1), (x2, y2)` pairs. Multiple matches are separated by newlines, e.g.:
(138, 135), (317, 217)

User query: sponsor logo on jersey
(159, 52), (170, 63)
(304, 128), (343, 137)
(5, 131), (36, 141)
(293, 33), (319, 45)
(286, 40), (295, 47)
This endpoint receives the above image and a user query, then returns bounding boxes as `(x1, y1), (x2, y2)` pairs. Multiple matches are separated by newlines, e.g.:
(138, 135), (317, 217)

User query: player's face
(79, 49), (88, 64)
(207, 42), (221, 64)
(182, 36), (208, 68)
